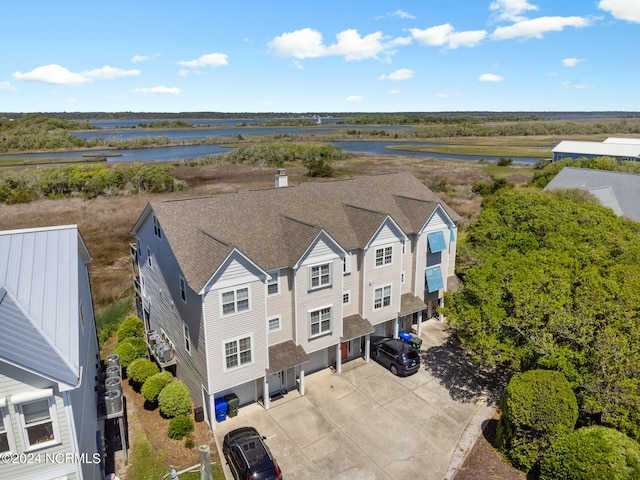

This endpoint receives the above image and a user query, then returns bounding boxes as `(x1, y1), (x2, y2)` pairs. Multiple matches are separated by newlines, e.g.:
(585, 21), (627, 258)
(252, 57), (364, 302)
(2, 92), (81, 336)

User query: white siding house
(0, 225), (102, 480)
(130, 172), (460, 427)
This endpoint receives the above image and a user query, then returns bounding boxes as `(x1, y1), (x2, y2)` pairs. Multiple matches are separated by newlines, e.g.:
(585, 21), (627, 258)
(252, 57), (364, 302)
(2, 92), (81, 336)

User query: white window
(221, 287), (249, 316)
(267, 273), (279, 296)
(309, 263), (331, 289)
(342, 253), (351, 275)
(183, 323), (190, 353)
(0, 407), (15, 454)
(375, 246), (393, 267)
(374, 285), (391, 310)
(224, 335), (253, 370)
(343, 291), (351, 305)
(309, 307), (332, 338)
(153, 214), (162, 239)
(401, 271), (405, 284)
(179, 276), (187, 304)
(18, 398), (58, 449)
(268, 315), (281, 332)
(147, 247), (152, 267)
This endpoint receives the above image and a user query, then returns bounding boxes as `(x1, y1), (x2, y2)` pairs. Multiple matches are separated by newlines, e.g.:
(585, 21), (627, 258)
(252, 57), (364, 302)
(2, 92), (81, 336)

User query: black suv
(371, 336), (420, 376)
(222, 426), (283, 480)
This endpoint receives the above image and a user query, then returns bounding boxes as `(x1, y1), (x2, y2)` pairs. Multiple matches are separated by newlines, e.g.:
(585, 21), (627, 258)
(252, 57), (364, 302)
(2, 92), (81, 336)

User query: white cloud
(378, 68), (414, 81)
(83, 66), (141, 80)
(390, 89), (401, 94)
(268, 28), (405, 61)
(490, 0), (538, 22)
(598, 0), (640, 23)
(390, 9), (416, 20)
(0, 81), (16, 91)
(131, 86), (180, 94)
(177, 69), (189, 77)
(435, 93), (449, 98)
(492, 16), (593, 40)
(479, 73), (504, 82)
(562, 81), (590, 90)
(346, 95), (364, 102)
(178, 53), (229, 68)
(562, 57), (583, 67)
(410, 24), (487, 48)
(131, 55), (149, 63)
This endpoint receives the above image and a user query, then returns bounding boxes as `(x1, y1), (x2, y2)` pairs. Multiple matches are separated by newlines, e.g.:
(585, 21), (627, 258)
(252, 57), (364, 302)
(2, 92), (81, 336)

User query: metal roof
(552, 140), (640, 158)
(544, 167), (640, 222)
(0, 225), (91, 387)
(604, 137), (640, 145)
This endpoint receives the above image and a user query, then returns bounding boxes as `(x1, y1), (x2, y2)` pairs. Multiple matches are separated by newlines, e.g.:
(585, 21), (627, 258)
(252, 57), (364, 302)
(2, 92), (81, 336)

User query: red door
(341, 341), (349, 360)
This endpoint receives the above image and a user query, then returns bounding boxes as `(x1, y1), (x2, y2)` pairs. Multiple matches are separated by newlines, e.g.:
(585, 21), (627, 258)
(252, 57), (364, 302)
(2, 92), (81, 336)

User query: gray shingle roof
(148, 172), (460, 292)
(544, 167), (640, 222)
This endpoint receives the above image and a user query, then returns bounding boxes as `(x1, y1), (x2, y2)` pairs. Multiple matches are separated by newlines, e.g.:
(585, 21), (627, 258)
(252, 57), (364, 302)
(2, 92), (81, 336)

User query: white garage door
(305, 349), (328, 374)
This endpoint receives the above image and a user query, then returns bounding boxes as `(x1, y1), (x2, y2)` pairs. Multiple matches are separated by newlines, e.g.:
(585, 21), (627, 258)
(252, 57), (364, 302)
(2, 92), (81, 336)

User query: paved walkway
(213, 320), (504, 479)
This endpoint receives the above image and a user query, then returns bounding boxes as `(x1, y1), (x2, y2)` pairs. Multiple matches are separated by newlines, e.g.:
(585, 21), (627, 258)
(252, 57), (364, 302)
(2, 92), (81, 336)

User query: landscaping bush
(121, 336), (147, 357)
(158, 381), (192, 418)
(126, 358), (159, 386)
(114, 341), (144, 369)
(496, 369), (578, 472)
(141, 371), (174, 403)
(540, 426), (640, 480)
(167, 415), (194, 440)
(116, 315), (145, 343)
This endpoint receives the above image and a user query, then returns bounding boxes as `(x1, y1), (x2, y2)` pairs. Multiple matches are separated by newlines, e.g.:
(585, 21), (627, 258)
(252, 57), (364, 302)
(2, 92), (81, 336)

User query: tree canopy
(443, 187), (640, 439)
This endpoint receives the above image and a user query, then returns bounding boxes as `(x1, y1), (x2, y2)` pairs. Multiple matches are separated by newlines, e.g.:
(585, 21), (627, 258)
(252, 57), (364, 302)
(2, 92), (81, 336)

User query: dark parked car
(222, 426), (283, 480)
(371, 336), (420, 376)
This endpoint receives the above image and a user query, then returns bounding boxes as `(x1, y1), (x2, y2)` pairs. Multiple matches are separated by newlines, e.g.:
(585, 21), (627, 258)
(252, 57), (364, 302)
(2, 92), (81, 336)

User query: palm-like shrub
(496, 369), (578, 472)
(126, 358), (159, 386)
(141, 371), (174, 403)
(540, 426), (640, 480)
(158, 381), (192, 418)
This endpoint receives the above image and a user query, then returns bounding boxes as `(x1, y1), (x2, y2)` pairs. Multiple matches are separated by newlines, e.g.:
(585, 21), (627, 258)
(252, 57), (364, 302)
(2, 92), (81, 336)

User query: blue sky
(1, 0), (639, 113)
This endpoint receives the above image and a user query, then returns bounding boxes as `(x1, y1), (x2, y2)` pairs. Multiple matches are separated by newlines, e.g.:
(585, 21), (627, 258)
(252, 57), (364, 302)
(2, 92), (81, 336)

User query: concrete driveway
(213, 320), (504, 480)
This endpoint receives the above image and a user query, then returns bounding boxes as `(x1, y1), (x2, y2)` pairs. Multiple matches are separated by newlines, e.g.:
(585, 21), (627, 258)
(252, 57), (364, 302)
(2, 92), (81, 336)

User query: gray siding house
(130, 172), (460, 426)
(0, 225), (102, 480)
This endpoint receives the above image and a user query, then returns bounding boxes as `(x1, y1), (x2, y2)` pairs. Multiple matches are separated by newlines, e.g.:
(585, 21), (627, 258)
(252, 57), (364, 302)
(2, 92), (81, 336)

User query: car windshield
(241, 437), (269, 466)
(402, 349), (419, 360)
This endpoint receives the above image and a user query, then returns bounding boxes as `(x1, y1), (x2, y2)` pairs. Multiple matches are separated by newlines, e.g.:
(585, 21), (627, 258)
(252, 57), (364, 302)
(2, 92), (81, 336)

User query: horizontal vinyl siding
(401, 236), (415, 295)
(266, 269), (293, 346)
(342, 251), (360, 317)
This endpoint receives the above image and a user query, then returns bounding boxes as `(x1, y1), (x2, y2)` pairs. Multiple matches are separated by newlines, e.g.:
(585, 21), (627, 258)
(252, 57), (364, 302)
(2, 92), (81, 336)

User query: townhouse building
(130, 171), (460, 425)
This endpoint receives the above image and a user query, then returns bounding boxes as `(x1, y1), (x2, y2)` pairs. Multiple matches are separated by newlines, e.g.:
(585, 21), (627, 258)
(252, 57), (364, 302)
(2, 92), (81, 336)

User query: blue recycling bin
(214, 398), (228, 422)
(399, 331), (412, 344)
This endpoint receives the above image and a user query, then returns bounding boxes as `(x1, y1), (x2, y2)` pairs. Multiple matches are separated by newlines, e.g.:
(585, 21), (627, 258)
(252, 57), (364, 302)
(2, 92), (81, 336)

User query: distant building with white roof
(552, 140), (640, 163)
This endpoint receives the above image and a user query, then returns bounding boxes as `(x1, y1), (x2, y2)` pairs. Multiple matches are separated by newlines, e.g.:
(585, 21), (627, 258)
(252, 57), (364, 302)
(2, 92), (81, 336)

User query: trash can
(214, 398), (227, 422)
(399, 331), (412, 344)
(224, 393), (240, 418)
(409, 336), (423, 350)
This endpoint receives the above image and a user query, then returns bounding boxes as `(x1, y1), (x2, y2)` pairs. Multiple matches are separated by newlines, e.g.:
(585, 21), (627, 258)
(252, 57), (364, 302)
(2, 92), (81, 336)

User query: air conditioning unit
(146, 329), (157, 343)
(106, 354), (120, 368)
(104, 390), (122, 415)
(106, 365), (120, 378)
(148, 333), (160, 347)
(156, 344), (172, 363)
(105, 376), (122, 394)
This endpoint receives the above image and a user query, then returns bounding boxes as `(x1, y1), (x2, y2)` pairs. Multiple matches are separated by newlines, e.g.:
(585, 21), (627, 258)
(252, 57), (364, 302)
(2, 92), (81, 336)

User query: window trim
(17, 397), (60, 451)
(373, 284), (392, 310)
(146, 247), (152, 268)
(179, 275), (187, 304)
(220, 286), (250, 317)
(0, 406), (16, 454)
(308, 262), (332, 290)
(152, 214), (162, 239)
(183, 322), (191, 354)
(223, 334), (254, 372)
(267, 314), (282, 333)
(374, 246), (393, 268)
(308, 306), (332, 339)
(267, 272), (279, 296)
(342, 253), (351, 275)
(343, 291), (351, 305)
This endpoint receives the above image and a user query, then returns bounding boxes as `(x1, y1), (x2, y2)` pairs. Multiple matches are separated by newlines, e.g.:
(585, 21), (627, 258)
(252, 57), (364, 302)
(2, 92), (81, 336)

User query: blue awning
(427, 231), (446, 253)
(425, 266), (444, 293)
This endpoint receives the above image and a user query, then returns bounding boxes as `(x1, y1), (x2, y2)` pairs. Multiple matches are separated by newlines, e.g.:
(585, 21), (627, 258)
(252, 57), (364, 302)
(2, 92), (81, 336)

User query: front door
(268, 371), (285, 396)
(341, 341), (349, 360)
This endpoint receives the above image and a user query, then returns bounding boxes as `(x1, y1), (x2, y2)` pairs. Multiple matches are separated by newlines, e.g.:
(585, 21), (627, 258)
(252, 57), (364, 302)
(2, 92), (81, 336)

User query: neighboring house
(544, 167), (640, 222)
(552, 139), (640, 163)
(0, 225), (102, 480)
(130, 171), (460, 425)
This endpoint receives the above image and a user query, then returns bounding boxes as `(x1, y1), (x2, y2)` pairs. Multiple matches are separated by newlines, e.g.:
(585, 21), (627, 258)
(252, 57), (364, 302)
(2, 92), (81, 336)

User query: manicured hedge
(496, 369), (578, 472)
(158, 381), (192, 418)
(116, 316), (145, 343)
(540, 426), (640, 480)
(113, 341), (144, 369)
(121, 336), (147, 357)
(167, 415), (194, 440)
(141, 371), (174, 403)
(127, 358), (159, 386)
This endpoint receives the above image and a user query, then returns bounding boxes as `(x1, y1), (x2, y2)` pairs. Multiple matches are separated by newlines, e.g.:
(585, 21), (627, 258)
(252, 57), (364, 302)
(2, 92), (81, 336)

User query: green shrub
(540, 426), (640, 480)
(114, 341), (144, 369)
(121, 336), (147, 357)
(167, 415), (194, 440)
(116, 316), (145, 343)
(126, 358), (159, 385)
(496, 369), (578, 472)
(158, 381), (192, 418)
(141, 371), (174, 403)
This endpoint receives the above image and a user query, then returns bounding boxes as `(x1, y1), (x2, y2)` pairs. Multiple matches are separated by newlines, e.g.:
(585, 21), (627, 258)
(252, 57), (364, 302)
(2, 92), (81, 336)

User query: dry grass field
(0, 154), (533, 308)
